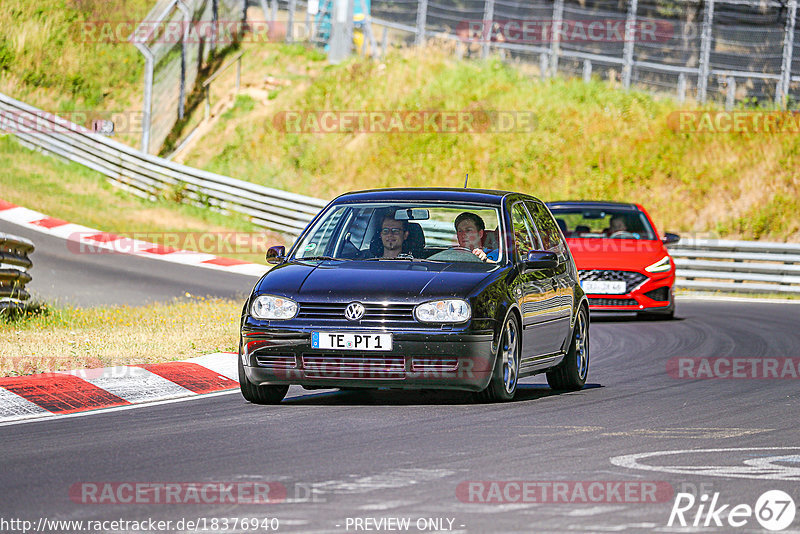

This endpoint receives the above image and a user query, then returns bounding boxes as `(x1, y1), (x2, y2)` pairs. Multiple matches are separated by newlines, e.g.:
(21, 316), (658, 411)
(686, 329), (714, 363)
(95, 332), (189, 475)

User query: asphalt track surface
(3, 298), (800, 533)
(0, 219), (257, 306)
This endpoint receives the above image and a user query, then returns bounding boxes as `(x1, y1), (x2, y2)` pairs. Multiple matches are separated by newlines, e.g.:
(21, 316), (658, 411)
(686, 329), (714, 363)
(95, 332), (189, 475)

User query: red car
(546, 201), (679, 318)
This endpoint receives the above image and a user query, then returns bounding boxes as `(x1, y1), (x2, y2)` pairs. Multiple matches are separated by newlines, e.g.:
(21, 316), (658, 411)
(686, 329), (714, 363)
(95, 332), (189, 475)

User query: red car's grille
(589, 298), (638, 307)
(579, 270), (648, 293)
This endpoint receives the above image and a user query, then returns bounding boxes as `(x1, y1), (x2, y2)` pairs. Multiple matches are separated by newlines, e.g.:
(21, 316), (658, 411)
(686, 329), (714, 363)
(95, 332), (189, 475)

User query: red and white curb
(0, 352), (241, 424)
(0, 198), (268, 277)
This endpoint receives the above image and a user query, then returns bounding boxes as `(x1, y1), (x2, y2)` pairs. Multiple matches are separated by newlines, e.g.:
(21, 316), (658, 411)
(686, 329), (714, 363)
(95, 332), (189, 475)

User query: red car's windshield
(549, 208), (657, 240)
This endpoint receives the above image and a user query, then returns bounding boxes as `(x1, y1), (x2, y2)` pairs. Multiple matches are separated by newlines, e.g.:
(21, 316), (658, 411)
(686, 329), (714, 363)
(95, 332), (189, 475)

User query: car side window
(511, 203), (540, 262)
(525, 201), (565, 253)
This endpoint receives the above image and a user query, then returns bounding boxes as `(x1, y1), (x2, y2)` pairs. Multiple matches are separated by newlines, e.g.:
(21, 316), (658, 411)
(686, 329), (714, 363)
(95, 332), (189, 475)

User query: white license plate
(311, 332), (393, 351)
(581, 280), (627, 294)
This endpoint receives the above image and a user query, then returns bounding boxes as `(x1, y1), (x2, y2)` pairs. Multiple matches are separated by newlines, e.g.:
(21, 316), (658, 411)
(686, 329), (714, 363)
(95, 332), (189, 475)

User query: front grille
(579, 270), (648, 293)
(590, 298), (638, 307)
(255, 354), (296, 368)
(302, 354), (405, 379)
(411, 358), (459, 372)
(644, 287), (670, 302)
(644, 287), (669, 301)
(296, 302), (417, 327)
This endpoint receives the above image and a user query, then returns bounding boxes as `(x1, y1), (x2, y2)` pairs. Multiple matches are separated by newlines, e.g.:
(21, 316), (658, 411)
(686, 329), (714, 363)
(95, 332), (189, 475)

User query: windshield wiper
(363, 254), (428, 261)
(295, 255), (341, 262)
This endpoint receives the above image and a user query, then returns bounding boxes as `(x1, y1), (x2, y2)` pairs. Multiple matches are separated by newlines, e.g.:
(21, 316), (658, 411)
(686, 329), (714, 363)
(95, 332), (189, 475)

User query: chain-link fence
(134, 0), (247, 154)
(275, 0), (800, 108)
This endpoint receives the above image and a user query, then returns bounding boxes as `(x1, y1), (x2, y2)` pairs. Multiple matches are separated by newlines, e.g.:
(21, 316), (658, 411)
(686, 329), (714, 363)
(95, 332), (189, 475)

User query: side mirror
(523, 251), (558, 270)
(266, 245), (286, 264)
(662, 233), (680, 245)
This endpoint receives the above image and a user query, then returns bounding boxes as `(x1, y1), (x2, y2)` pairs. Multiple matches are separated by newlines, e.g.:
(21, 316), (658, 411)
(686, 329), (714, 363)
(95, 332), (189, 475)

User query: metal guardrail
(0, 91), (327, 236)
(2, 92), (799, 295)
(0, 233), (34, 308)
(670, 238), (800, 294)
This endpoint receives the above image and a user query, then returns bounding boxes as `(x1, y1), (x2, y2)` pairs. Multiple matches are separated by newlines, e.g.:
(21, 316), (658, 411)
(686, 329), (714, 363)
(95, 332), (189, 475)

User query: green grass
(0, 135), (288, 262)
(0, 0), (152, 110)
(182, 45), (800, 242)
(0, 296), (240, 376)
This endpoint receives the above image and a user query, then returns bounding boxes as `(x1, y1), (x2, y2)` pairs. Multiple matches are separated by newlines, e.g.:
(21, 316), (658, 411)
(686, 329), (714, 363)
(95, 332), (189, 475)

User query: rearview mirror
(523, 251), (558, 270)
(266, 245), (286, 264)
(394, 208), (429, 221)
(662, 233), (680, 245)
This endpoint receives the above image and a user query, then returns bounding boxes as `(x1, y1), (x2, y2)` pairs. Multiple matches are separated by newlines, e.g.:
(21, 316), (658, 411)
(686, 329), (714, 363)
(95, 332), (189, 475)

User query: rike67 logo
(668, 490), (796, 531)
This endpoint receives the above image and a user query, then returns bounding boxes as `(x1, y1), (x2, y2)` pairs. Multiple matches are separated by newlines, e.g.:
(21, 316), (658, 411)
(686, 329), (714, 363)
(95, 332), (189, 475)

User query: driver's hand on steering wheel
(472, 248), (489, 262)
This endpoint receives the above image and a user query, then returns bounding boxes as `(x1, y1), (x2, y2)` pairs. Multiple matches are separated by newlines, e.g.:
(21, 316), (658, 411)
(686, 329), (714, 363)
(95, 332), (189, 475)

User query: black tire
(238, 348), (288, 404)
(476, 313), (521, 402)
(547, 305), (589, 391)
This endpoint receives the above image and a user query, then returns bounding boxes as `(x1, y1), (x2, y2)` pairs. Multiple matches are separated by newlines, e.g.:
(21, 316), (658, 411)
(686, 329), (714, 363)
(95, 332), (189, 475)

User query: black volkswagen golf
(239, 189), (589, 403)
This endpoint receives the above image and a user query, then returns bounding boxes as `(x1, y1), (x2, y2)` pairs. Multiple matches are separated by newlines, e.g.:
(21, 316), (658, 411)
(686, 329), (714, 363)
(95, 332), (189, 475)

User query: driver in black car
(455, 212), (498, 262)
(379, 216), (409, 258)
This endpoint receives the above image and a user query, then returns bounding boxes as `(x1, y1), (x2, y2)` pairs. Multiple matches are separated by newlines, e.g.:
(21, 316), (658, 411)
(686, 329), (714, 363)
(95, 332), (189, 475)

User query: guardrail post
(381, 26), (388, 59)
(550, 0), (564, 76)
(287, 0), (297, 42)
(176, 1), (191, 120)
(133, 42), (154, 154)
(583, 59), (592, 82)
(677, 73), (687, 102)
(777, 0), (797, 108)
(622, 0), (638, 89)
(725, 76), (735, 110)
(540, 52), (549, 80)
(697, 0), (715, 104)
(329, 0), (354, 63)
(211, 0), (219, 54)
(415, 0), (428, 47)
(482, 0), (495, 59)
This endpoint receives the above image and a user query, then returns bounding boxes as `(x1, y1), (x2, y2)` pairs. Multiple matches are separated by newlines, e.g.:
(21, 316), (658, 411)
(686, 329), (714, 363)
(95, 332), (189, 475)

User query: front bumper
(585, 271), (675, 313)
(240, 327), (496, 392)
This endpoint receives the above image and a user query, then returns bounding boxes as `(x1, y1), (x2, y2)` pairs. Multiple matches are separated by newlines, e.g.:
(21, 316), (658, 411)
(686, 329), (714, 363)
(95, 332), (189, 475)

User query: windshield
(548, 208), (656, 240)
(293, 202), (504, 263)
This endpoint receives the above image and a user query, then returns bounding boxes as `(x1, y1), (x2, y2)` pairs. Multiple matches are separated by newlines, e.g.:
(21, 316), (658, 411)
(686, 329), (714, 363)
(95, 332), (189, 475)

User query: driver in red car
(605, 215), (628, 237)
(455, 212), (498, 262)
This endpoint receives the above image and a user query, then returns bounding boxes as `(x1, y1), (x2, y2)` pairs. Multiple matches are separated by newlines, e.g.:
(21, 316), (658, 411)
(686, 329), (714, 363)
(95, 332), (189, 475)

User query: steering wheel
(449, 246), (474, 252)
(609, 231), (635, 238)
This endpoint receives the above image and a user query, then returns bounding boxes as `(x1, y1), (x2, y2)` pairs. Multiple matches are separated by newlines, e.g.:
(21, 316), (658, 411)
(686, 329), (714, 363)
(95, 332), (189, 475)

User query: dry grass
(0, 296), (240, 377)
(181, 43), (800, 242)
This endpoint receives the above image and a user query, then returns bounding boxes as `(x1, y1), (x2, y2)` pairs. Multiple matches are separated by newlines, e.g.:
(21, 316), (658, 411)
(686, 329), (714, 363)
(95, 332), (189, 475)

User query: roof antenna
(464, 173), (469, 188)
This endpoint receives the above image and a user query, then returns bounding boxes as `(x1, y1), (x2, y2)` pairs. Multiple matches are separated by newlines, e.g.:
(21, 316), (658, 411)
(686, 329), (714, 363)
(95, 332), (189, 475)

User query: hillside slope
(181, 43), (800, 242)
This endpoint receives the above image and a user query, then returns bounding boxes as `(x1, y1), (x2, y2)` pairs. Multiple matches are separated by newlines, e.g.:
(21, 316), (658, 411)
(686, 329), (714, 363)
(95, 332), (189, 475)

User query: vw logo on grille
(344, 302), (365, 321)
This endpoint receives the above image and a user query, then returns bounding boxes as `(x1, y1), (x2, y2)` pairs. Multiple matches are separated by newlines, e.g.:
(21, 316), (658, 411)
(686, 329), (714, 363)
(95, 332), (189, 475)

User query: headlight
(414, 299), (471, 323)
(645, 255), (672, 273)
(251, 295), (298, 320)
